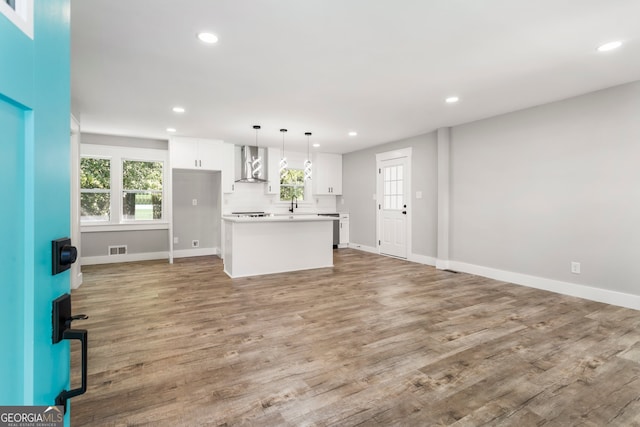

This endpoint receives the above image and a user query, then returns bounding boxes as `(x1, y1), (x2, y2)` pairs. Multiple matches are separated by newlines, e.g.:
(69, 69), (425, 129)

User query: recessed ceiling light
(313, 143), (320, 148)
(166, 128), (177, 133)
(197, 32), (218, 44)
(172, 106), (185, 113)
(445, 96), (459, 104)
(348, 131), (357, 137)
(597, 40), (623, 52)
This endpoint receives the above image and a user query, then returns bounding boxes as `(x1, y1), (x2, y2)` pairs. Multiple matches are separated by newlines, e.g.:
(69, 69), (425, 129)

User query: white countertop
(222, 214), (338, 223)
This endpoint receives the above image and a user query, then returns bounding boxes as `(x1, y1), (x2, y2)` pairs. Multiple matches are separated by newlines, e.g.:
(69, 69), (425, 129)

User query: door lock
(52, 237), (78, 275)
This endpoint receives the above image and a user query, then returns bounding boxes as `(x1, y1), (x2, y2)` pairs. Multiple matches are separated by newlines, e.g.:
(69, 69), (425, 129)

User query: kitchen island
(222, 215), (336, 278)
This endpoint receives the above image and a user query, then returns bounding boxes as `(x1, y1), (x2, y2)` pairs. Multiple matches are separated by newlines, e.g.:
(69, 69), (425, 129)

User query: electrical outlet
(192, 199), (198, 206)
(192, 240), (199, 248)
(571, 261), (581, 274)
(173, 237), (179, 244)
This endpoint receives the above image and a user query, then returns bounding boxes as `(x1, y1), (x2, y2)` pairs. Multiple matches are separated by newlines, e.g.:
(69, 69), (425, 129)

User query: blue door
(0, 0), (72, 421)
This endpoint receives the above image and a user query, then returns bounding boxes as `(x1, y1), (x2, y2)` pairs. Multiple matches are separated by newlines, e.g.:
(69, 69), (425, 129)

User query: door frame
(376, 147), (412, 259)
(70, 115), (83, 289)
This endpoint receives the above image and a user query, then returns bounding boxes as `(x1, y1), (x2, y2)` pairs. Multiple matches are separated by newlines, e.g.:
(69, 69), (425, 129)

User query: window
(122, 160), (163, 221)
(80, 144), (167, 227)
(80, 157), (111, 222)
(383, 164), (403, 210)
(280, 169), (305, 202)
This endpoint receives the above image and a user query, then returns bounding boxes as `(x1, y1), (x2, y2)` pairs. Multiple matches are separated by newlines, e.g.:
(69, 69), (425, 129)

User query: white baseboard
(173, 247), (219, 259)
(81, 251), (169, 266)
(449, 261), (640, 311)
(409, 253), (437, 266)
(348, 243), (378, 254)
(435, 259), (450, 270)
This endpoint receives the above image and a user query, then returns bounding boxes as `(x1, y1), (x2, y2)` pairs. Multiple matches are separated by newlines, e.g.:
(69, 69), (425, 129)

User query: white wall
(450, 80), (640, 296)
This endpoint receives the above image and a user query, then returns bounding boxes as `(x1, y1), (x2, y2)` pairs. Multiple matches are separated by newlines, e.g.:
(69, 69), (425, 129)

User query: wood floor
(70, 249), (640, 426)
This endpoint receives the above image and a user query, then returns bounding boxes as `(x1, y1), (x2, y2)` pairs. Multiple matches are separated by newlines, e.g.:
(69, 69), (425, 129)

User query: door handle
(52, 238), (77, 275)
(55, 329), (88, 413)
(52, 293), (89, 413)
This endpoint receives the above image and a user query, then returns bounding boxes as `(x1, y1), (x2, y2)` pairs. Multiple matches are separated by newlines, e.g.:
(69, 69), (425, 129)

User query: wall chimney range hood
(236, 125), (267, 183)
(236, 145), (267, 183)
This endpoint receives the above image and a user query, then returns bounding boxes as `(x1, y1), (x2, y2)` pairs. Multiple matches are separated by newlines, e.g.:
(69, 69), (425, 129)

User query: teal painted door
(0, 0), (72, 418)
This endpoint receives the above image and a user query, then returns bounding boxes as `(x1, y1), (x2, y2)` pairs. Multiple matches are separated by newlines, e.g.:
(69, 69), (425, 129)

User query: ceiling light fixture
(251, 125), (263, 179)
(279, 129), (288, 180)
(304, 132), (313, 181)
(313, 143), (320, 148)
(348, 131), (357, 137)
(597, 40), (623, 52)
(445, 96), (459, 104)
(197, 32), (218, 44)
(172, 106), (185, 113)
(166, 127), (177, 133)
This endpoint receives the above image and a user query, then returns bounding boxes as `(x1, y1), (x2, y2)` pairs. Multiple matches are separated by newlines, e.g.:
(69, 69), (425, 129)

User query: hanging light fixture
(279, 129), (288, 180)
(252, 125), (263, 179)
(304, 132), (312, 181)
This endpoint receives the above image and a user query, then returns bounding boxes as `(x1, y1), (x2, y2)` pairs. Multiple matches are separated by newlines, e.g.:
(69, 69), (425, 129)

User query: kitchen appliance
(231, 211), (269, 218)
(317, 213), (339, 248)
(236, 145), (268, 183)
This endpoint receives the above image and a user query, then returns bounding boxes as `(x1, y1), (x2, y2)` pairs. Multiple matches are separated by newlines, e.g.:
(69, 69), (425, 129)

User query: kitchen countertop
(222, 214), (337, 223)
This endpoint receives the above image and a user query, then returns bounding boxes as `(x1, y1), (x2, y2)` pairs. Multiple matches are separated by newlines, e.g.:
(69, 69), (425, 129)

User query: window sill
(81, 222), (170, 233)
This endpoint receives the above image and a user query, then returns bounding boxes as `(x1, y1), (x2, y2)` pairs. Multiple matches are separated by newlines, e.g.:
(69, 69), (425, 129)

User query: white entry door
(378, 156), (409, 258)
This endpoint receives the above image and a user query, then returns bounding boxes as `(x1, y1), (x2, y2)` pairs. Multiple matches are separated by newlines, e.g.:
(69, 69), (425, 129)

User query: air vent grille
(108, 245), (127, 255)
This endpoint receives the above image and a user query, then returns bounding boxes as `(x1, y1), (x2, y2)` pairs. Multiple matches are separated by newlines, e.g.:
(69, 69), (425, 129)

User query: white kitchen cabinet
(265, 147), (281, 195)
(170, 137), (223, 171)
(339, 213), (349, 247)
(312, 152), (342, 195)
(221, 142), (235, 193)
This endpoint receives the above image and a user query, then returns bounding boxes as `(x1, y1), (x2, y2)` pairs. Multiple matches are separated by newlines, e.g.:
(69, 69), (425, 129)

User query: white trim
(435, 259), (451, 270)
(348, 243), (379, 255)
(408, 253), (437, 266)
(173, 247), (219, 259)
(0, 0), (33, 39)
(81, 222), (169, 233)
(81, 251), (169, 266)
(449, 261), (640, 311)
(71, 272), (83, 290)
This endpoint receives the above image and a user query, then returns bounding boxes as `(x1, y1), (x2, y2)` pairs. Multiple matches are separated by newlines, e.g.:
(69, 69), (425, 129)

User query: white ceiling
(71, 0), (640, 154)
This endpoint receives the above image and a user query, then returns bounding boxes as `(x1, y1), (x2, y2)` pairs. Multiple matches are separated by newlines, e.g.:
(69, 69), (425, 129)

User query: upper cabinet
(170, 137), (224, 171)
(312, 152), (342, 195)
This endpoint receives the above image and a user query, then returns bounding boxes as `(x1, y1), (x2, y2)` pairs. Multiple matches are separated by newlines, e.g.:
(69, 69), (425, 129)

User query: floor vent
(108, 245), (127, 255)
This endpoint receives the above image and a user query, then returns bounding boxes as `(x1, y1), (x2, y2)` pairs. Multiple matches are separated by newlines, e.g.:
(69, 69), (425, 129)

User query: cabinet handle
(199, 159), (202, 167)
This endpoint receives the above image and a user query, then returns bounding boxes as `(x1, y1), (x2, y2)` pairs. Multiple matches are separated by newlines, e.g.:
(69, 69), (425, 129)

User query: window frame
(80, 144), (169, 231)
(276, 152), (312, 205)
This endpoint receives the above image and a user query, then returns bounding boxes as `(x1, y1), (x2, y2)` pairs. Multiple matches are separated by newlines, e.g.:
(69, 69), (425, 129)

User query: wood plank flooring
(70, 249), (640, 426)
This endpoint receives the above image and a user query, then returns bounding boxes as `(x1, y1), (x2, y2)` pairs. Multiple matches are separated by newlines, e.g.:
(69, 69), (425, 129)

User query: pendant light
(252, 125), (263, 179)
(279, 128), (288, 180)
(304, 132), (312, 181)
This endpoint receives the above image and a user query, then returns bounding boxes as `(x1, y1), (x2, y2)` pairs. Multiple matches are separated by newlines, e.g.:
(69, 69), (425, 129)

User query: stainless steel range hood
(236, 145), (267, 183)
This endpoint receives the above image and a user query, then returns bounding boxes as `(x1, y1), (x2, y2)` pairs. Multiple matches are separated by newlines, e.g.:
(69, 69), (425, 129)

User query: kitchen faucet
(289, 195), (298, 213)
